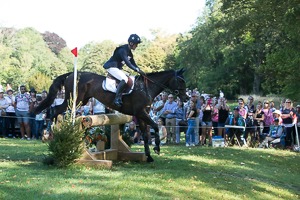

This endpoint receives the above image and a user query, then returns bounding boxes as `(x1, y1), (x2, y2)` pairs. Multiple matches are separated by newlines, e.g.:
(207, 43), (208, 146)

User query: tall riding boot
(114, 80), (126, 107)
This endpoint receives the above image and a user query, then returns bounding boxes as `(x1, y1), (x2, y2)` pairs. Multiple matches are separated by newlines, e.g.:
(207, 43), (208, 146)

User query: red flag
(71, 47), (78, 57)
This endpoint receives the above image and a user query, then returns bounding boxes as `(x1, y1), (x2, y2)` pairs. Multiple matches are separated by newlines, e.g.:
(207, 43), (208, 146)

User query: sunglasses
(286, 102), (291, 103)
(264, 102), (269, 104)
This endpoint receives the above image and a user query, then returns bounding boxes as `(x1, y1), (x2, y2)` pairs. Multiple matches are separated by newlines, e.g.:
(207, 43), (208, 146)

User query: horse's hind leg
(137, 111), (161, 157)
(138, 119), (154, 162)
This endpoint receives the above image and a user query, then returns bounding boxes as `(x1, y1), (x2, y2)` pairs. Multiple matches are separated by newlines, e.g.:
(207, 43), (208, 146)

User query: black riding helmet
(128, 34), (141, 45)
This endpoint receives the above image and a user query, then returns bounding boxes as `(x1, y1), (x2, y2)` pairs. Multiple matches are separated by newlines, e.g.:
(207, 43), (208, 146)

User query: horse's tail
(34, 72), (73, 114)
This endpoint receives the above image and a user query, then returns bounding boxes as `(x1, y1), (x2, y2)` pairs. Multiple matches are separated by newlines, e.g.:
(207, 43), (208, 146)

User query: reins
(138, 71), (185, 96)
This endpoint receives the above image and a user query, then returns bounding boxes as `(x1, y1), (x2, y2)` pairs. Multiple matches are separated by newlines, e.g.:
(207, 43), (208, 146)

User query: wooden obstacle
(76, 113), (146, 169)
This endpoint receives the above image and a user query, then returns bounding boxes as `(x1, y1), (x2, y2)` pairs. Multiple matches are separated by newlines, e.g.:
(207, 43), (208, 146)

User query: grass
(0, 138), (299, 200)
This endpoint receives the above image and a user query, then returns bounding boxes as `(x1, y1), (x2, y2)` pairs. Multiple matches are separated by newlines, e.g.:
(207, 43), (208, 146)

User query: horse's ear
(177, 68), (185, 75)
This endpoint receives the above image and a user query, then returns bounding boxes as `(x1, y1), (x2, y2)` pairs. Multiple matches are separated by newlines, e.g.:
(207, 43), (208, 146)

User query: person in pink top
(238, 98), (247, 119)
(262, 100), (274, 135)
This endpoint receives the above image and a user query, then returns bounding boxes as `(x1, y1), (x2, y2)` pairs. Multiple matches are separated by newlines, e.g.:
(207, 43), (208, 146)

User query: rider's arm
(119, 48), (139, 71)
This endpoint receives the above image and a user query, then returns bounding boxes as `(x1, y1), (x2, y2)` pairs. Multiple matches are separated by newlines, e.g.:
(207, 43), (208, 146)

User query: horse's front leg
(138, 120), (154, 162)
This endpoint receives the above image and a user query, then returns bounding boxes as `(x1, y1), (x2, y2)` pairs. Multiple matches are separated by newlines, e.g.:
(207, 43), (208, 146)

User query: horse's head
(168, 68), (189, 102)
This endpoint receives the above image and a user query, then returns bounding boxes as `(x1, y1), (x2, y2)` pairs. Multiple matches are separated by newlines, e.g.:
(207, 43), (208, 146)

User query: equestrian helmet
(128, 34), (141, 44)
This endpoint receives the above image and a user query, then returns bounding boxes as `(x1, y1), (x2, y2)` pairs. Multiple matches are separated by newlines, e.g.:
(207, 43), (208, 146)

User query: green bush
(44, 113), (85, 168)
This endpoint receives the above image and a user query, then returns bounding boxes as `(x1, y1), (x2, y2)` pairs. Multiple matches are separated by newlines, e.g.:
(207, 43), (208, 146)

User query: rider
(103, 34), (145, 107)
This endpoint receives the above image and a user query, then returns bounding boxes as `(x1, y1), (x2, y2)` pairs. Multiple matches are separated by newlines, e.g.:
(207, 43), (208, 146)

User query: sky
(0, 0), (206, 48)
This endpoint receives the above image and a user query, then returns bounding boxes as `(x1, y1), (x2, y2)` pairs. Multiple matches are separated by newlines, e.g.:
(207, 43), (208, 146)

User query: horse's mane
(144, 69), (176, 77)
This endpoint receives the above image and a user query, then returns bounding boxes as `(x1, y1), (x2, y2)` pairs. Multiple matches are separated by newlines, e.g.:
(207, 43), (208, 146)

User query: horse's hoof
(153, 146), (160, 155)
(147, 156), (154, 162)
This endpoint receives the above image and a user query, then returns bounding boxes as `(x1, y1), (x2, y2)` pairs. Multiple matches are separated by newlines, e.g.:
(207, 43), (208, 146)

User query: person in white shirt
(15, 85), (33, 140)
(4, 88), (16, 138)
(0, 88), (9, 137)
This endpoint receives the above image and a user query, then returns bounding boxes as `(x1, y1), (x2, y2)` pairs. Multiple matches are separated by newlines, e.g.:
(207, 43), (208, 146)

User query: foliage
(1, 139), (300, 199)
(27, 71), (52, 92)
(176, 0), (300, 100)
(45, 111), (85, 168)
(84, 127), (108, 148)
(42, 31), (67, 55)
(78, 40), (116, 74)
(0, 27), (70, 91)
(1, 2), (300, 99)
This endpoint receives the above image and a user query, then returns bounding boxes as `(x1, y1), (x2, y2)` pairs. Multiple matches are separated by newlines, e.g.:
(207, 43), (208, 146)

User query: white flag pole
(71, 48), (78, 125)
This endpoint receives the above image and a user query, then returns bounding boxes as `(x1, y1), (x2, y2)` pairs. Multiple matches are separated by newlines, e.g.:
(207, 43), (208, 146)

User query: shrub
(44, 112), (85, 168)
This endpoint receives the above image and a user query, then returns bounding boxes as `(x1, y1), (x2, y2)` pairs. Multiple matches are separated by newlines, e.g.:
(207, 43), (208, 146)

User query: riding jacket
(103, 44), (139, 71)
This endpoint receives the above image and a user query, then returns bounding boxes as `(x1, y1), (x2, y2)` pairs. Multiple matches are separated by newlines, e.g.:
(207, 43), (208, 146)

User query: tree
(42, 31), (67, 55)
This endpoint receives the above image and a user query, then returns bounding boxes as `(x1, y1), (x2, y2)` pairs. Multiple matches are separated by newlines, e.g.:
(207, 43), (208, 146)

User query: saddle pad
(102, 76), (135, 95)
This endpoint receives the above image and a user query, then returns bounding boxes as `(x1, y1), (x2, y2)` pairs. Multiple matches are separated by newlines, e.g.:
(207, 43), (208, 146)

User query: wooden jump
(77, 113), (146, 169)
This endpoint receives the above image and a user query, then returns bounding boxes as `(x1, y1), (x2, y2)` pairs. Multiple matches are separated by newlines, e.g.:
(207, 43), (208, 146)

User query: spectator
(185, 100), (197, 147)
(29, 88), (37, 138)
(217, 97), (229, 138)
(153, 92), (167, 124)
(296, 105), (300, 144)
(161, 94), (177, 144)
(238, 98), (247, 119)
(5, 87), (16, 138)
(154, 118), (167, 145)
(188, 92), (201, 145)
(270, 101), (276, 112)
(0, 88), (9, 137)
(211, 98), (219, 136)
(41, 90), (48, 101)
(259, 118), (284, 148)
(125, 121), (140, 144)
(254, 104), (265, 141)
(33, 96), (46, 140)
(262, 100), (274, 135)
(15, 85), (32, 140)
(281, 99), (297, 148)
(245, 96), (255, 112)
(175, 99), (185, 144)
(244, 109), (255, 144)
(200, 98), (213, 146)
(272, 110), (282, 125)
(92, 97), (106, 115)
(80, 99), (92, 116)
(50, 90), (65, 117)
(225, 107), (245, 145)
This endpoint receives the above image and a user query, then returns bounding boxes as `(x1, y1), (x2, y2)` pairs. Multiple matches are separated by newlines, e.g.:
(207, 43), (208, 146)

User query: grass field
(0, 138), (299, 200)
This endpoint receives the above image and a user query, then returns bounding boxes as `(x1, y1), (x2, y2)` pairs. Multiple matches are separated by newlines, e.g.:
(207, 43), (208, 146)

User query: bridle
(139, 71), (186, 96)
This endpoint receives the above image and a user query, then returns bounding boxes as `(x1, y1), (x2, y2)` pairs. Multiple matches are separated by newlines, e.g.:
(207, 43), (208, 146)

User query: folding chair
(225, 125), (246, 147)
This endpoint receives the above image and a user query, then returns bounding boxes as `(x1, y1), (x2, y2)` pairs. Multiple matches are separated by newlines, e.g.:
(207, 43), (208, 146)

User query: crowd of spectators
(129, 89), (300, 149)
(1, 84), (299, 150)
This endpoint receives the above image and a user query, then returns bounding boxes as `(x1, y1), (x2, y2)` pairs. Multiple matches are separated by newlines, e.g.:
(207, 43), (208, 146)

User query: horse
(34, 69), (188, 162)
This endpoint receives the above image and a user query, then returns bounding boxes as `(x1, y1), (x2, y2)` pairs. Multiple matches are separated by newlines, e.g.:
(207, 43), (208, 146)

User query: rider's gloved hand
(136, 68), (145, 76)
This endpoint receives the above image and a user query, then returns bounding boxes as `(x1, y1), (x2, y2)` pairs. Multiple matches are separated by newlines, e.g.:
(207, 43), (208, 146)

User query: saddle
(102, 73), (135, 94)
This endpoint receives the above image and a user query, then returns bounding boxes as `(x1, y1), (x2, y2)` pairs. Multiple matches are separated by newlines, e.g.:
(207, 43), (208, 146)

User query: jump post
(76, 113), (146, 168)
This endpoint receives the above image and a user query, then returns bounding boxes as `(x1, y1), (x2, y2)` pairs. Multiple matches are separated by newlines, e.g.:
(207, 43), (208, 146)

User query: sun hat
(273, 110), (281, 115)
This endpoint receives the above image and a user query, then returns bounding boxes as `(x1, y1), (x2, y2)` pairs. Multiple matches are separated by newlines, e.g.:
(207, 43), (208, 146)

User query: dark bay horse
(35, 69), (188, 162)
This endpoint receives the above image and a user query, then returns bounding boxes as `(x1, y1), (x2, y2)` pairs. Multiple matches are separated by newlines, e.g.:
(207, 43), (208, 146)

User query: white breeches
(107, 68), (128, 83)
